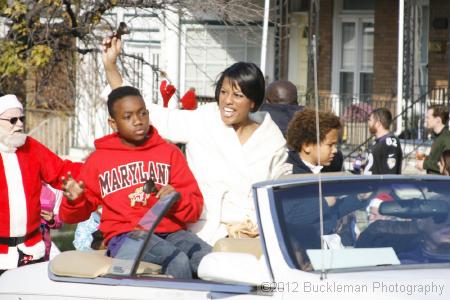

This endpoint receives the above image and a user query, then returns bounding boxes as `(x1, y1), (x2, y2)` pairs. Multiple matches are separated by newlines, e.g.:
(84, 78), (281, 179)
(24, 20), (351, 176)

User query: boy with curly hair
(285, 109), (341, 174)
(283, 110), (369, 250)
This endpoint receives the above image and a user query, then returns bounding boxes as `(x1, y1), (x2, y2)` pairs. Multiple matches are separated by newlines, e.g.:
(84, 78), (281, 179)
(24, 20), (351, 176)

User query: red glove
(160, 80), (176, 108)
(180, 88), (197, 110)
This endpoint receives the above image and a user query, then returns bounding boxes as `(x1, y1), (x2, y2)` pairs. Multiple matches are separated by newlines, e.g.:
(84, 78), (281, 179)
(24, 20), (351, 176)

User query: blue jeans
(107, 230), (212, 279)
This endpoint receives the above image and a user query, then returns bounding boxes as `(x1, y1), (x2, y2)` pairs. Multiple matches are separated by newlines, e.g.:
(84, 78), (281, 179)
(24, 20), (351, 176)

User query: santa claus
(0, 94), (80, 273)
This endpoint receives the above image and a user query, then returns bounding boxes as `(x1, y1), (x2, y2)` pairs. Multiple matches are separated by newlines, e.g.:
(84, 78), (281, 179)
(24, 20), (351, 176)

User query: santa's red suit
(0, 137), (81, 269)
(0, 95), (81, 270)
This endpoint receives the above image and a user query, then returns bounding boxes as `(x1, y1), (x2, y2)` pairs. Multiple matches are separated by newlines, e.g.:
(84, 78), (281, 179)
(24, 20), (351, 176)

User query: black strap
(0, 228), (41, 247)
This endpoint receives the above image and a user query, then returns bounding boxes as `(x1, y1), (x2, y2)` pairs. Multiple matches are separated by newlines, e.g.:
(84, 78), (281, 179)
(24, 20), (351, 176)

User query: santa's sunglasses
(0, 116), (25, 125)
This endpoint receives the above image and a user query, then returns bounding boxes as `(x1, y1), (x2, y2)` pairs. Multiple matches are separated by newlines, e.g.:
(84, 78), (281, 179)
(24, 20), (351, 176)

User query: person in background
(40, 183), (63, 260)
(0, 93), (81, 275)
(438, 148), (450, 176)
(259, 80), (300, 135)
(73, 209), (102, 251)
(101, 36), (289, 245)
(416, 105), (450, 174)
(260, 80), (344, 172)
(363, 108), (402, 175)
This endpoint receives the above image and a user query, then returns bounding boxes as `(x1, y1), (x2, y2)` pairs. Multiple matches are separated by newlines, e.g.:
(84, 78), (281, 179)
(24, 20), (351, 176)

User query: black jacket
(286, 149), (344, 174)
(286, 149), (312, 174)
(363, 133), (402, 175)
(259, 103), (303, 136)
(424, 128), (450, 174)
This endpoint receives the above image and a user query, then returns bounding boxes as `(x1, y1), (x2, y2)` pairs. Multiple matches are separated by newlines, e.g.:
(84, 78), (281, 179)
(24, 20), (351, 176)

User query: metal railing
(331, 87), (449, 170)
(304, 95), (398, 147)
(22, 87), (448, 163)
(197, 95), (215, 106)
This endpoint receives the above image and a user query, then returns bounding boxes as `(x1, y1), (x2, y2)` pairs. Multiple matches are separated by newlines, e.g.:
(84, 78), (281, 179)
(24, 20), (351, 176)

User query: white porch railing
(27, 113), (72, 157)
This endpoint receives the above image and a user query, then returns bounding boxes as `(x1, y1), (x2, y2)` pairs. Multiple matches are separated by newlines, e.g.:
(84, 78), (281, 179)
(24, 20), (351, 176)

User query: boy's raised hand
(101, 36), (122, 67)
(61, 172), (85, 201)
(101, 35), (124, 89)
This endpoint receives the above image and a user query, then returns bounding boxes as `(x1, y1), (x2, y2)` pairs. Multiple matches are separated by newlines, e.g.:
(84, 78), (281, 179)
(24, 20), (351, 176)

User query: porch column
(448, 23), (450, 103)
(396, 0), (404, 135)
(260, 0), (270, 75)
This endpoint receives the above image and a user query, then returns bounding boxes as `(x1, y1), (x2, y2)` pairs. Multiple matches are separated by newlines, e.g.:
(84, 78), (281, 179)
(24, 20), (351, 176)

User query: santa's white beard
(0, 125), (27, 152)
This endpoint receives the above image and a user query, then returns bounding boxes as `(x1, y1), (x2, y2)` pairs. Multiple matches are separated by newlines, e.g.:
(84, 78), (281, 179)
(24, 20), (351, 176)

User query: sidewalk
(402, 159), (426, 175)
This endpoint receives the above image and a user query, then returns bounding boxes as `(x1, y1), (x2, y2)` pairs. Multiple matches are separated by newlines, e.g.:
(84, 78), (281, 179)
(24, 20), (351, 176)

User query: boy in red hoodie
(60, 86), (210, 279)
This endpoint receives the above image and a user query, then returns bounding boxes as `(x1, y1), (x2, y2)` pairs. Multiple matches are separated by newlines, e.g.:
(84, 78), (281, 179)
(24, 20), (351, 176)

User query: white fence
(26, 109), (72, 157)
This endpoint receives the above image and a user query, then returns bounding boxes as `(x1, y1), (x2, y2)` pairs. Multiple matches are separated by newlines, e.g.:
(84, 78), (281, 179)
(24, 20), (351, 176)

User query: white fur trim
(188, 191), (227, 245)
(366, 198), (383, 213)
(1, 152), (27, 236)
(0, 241), (45, 270)
(0, 94), (23, 116)
(0, 247), (20, 269)
(53, 188), (63, 214)
(0, 142), (10, 152)
(17, 240), (45, 258)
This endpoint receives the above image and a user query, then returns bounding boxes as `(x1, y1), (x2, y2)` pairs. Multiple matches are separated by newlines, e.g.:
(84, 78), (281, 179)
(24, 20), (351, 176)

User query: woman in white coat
(102, 38), (289, 245)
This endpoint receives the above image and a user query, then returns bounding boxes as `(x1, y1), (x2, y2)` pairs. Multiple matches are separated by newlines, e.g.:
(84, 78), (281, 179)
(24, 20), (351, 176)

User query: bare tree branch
(62, 0), (78, 34)
(1, 0), (268, 109)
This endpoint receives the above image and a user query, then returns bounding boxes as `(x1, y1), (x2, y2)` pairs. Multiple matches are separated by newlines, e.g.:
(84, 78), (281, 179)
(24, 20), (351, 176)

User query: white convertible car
(1, 174), (450, 299)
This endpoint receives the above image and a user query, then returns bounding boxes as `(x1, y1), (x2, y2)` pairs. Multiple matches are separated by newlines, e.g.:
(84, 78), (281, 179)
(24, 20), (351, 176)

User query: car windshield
(271, 177), (450, 272)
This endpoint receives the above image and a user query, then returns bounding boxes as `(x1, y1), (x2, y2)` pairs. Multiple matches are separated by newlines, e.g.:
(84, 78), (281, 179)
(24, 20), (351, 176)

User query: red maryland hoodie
(59, 127), (203, 244)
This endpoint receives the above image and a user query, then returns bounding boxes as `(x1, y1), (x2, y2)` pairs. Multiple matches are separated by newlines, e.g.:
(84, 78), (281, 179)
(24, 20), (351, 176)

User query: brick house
(280, 0), (449, 143)
(9, 1), (449, 156)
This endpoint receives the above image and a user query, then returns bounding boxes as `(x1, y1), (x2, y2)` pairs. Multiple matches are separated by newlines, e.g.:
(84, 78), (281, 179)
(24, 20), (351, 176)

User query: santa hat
(367, 192), (394, 211)
(180, 88), (197, 110)
(0, 94), (23, 116)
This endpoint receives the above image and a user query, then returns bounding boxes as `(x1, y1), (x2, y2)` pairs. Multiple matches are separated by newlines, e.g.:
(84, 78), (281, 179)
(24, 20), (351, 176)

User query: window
(333, 1), (374, 102)
(122, 52), (144, 91)
(343, 0), (375, 10)
(338, 20), (374, 101)
(183, 26), (262, 97)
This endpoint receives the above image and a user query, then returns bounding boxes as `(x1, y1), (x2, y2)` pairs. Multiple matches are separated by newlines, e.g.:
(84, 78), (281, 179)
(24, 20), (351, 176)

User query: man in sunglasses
(0, 93), (81, 274)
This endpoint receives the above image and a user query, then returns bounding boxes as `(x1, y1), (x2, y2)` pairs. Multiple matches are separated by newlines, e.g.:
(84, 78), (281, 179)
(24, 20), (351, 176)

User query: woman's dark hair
(441, 149), (450, 175)
(214, 62), (265, 112)
(107, 86), (142, 117)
